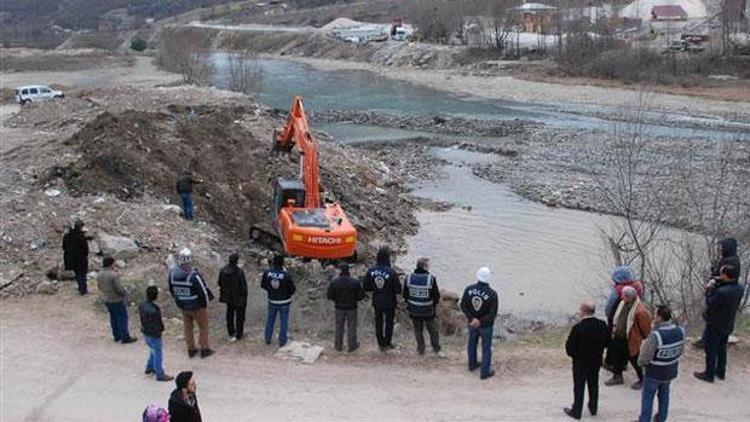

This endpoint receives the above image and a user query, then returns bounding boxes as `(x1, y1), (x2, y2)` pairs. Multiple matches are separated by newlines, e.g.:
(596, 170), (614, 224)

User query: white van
(14, 85), (65, 105)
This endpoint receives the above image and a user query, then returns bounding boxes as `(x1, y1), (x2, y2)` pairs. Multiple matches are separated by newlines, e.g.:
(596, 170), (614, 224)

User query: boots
(605, 374), (624, 386)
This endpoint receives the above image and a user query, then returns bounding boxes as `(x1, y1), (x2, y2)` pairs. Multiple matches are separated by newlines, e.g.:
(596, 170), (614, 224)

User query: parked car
(14, 85), (64, 105)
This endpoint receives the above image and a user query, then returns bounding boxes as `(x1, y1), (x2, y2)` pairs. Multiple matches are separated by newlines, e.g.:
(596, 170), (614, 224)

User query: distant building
(650, 5), (688, 21)
(515, 2), (557, 34)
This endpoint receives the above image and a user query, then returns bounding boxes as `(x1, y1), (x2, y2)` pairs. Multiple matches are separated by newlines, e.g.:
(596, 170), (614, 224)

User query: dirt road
(2, 294), (748, 421)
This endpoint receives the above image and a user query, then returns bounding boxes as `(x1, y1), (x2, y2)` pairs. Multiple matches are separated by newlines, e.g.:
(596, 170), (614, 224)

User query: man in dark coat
(139, 286), (173, 381)
(403, 258), (443, 357)
(564, 300), (609, 419)
(175, 171), (202, 221)
(694, 264), (745, 383)
(363, 246), (401, 351)
(62, 219), (89, 295)
(695, 238), (742, 349)
(218, 253), (248, 342)
(168, 371), (202, 422)
(327, 264), (365, 352)
(460, 267), (499, 380)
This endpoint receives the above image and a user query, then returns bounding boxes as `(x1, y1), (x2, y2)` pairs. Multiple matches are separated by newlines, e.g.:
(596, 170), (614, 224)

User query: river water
(212, 56), (729, 322)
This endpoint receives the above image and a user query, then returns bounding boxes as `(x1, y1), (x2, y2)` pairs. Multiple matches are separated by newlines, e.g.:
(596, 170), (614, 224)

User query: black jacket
(218, 264), (248, 307)
(565, 317), (609, 365)
(363, 264), (401, 309)
(260, 267), (296, 305)
(402, 267), (441, 311)
(704, 280), (745, 335)
(327, 275), (365, 310)
(460, 281), (498, 328)
(62, 228), (89, 273)
(176, 174), (198, 194)
(168, 389), (202, 422)
(710, 238), (741, 278)
(138, 300), (164, 338)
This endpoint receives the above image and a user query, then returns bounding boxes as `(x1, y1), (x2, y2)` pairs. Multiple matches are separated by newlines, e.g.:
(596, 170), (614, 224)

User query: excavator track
(249, 224), (285, 254)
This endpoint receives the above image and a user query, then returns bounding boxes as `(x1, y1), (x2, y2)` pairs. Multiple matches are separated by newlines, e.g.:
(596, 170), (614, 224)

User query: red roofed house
(650, 5), (688, 21)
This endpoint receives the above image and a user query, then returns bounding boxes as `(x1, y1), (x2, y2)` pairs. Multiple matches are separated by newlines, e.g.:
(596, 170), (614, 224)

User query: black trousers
(226, 304), (246, 339)
(412, 316), (440, 354)
(374, 306), (395, 348)
(571, 362), (600, 417)
(610, 336), (643, 380)
(335, 308), (358, 351)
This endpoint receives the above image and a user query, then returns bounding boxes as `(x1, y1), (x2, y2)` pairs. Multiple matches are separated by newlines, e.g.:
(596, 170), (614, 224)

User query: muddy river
(212, 56), (727, 322)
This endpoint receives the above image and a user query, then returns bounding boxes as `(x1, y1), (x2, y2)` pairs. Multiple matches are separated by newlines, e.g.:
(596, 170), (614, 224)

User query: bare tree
(226, 49), (263, 94)
(157, 27), (215, 85)
(594, 93), (749, 327)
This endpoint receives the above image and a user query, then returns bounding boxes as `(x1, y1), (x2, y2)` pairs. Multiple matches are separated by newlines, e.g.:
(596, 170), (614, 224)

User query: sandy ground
(1, 293), (749, 421)
(289, 56), (750, 122)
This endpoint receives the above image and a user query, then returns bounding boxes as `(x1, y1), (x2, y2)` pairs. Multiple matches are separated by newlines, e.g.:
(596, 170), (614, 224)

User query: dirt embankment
(0, 86), (484, 348)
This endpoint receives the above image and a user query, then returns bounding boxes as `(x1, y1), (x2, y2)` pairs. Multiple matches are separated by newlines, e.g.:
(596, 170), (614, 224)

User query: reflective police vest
(645, 324), (685, 381)
(266, 270), (292, 306)
(169, 268), (207, 311)
(406, 272), (435, 317)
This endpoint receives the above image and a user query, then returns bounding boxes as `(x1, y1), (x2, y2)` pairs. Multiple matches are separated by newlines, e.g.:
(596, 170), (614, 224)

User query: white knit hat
(476, 267), (492, 283)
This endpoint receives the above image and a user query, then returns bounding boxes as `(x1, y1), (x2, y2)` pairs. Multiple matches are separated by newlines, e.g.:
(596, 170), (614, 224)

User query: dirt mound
(55, 100), (418, 249)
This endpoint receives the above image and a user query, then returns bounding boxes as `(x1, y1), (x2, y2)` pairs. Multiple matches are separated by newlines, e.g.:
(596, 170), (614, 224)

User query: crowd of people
(60, 196), (745, 422)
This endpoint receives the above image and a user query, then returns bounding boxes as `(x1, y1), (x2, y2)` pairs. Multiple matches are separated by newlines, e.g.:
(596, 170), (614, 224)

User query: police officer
(403, 257), (443, 357)
(168, 248), (215, 358)
(637, 306), (685, 422)
(363, 246), (401, 351)
(260, 254), (296, 347)
(460, 267), (499, 380)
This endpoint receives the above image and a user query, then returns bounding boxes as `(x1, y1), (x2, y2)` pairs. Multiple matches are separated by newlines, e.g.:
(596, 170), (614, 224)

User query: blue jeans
(704, 325), (729, 380)
(76, 271), (88, 295)
(468, 325), (493, 377)
(104, 301), (130, 342)
(181, 192), (194, 220)
(639, 377), (671, 422)
(265, 304), (290, 347)
(144, 335), (165, 379)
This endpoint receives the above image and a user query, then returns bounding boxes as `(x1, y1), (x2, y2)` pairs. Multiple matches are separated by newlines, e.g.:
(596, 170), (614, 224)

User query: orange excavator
(250, 96), (358, 261)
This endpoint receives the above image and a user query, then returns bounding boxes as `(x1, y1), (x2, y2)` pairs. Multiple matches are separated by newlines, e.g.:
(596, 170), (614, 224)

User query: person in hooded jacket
(363, 246), (401, 351)
(327, 264), (365, 352)
(460, 267), (498, 380)
(62, 219), (90, 295)
(168, 371), (202, 422)
(603, 266), (644, 373)
(218, 253), (248, 342)
(261, 254), (296, 347)
(694, 238), (741, 349)
(694, 264), (745, 383)
(168, 248), (215, 358)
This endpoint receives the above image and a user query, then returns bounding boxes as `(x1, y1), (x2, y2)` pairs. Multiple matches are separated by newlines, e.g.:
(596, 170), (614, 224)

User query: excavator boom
(274, 96), (320, 208)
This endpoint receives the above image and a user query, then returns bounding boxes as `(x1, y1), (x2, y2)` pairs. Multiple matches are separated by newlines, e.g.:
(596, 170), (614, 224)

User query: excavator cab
(274, 178), (306, 216)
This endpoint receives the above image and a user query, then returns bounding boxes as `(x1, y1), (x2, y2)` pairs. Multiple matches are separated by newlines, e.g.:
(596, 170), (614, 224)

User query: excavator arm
(274, 96), (320, 209)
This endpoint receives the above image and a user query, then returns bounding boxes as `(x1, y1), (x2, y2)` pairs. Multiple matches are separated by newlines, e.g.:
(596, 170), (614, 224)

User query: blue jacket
(704, 281), (744, 335)
(168, 266), (212, 311)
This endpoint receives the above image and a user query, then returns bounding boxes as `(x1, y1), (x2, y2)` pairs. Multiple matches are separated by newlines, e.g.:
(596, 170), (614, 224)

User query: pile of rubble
(0, 86), (421, 300)
(313, 109), (534, 137)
